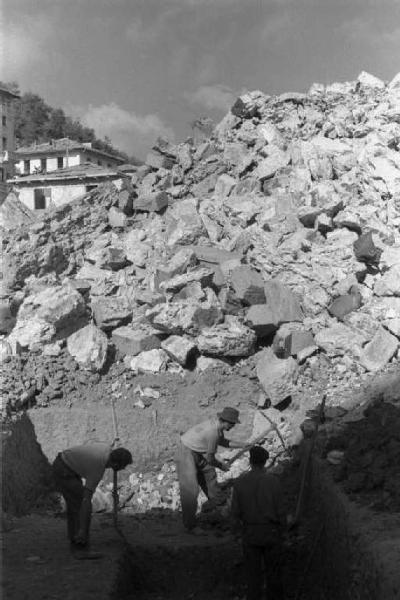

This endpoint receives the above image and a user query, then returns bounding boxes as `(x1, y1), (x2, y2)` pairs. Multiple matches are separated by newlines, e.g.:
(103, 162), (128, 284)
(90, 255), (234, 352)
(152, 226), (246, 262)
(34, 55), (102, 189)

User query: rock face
(67, 324), (108, 372)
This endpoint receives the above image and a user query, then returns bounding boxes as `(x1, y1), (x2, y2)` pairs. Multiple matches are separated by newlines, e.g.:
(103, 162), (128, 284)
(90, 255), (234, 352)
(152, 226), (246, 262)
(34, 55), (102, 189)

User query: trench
(110, 459), (400, 600)
(3, 403), (400, 600)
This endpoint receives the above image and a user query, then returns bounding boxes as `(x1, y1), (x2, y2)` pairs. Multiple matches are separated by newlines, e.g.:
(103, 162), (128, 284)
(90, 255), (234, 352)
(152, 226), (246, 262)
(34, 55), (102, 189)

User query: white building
(0, 85), (20, 202)
(14, 138), (124, 176)
(8, 163), (128, 212)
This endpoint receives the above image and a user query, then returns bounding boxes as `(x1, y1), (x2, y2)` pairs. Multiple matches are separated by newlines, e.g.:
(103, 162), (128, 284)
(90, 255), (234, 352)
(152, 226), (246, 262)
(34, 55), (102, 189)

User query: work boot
(70, 542), (103, 560)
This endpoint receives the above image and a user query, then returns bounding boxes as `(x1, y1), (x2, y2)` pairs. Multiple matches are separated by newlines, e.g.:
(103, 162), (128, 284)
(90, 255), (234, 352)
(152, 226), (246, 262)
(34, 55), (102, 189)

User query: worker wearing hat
(176, 407), (246, 533)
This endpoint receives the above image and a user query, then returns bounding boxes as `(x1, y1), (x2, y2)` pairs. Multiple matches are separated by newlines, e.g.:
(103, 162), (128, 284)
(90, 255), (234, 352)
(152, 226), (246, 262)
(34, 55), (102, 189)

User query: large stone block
(197, 317), (256, 357)
(146, 290), (223, 335)
(231, 266), (266, 305)
(133, 191), (169, 212)
(67, 324), (108, 372)
(161, 335), (197, 365)
(16, 285), (87, 340)
(91, 296), (132, 332)
(112, 326), (162, 357)
(263, 280), (304, 324)
(256, 348), (298, 406)
(359, 327), (398, 372)
(245, 305), (277, 338)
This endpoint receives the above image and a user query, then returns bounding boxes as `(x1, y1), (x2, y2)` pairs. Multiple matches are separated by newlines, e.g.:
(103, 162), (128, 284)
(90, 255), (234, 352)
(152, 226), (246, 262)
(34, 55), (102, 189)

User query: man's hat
(217, 407), (240, 424)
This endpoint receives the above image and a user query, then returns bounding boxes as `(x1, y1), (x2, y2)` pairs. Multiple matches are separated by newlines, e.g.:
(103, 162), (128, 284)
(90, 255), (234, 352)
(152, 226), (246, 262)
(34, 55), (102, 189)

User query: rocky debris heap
(2, 70), (400, 419)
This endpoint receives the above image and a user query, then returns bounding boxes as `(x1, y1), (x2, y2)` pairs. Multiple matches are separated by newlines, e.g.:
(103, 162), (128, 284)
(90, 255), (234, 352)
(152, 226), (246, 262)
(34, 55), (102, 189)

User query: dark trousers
(242, 533), (284, 600)
(175, 442), (223, 529)
(53, 454), (85, 544)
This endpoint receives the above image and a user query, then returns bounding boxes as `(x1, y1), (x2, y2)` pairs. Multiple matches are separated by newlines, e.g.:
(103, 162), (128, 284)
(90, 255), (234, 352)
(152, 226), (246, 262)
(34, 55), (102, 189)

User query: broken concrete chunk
(156, 248), (198, 283)
(256, 348), (298, 407)
(91, 296), (132, 332)
(245, 304), (277, 338)
(159, 268), (215, 294)
(112, 326), (162, 357)
(7, 318), (56, 350)
(146, 290), (223, 335)
(256, 147), (289, 181)
(166, 199), (205, 247)
(197, 317), (256, 357)
(263, 280), (304, 324)
(231, 266), (266, 305)
(16, 285), (87, 339)
(374, 265), (400, 296)
(328, 286), (362, 321)
(214, 174), (236, 198)
(96, 246), (128, 271)
(67, 324), (108, 372)
(133, 191), (169, 212)
(161, 335), (197, 366)
(314, 324), (368, 358)
(130, 349), (170, 373)
(359, 327), (398, 372)
(146, 150), (175, 170)
(108, 207), (127, 228)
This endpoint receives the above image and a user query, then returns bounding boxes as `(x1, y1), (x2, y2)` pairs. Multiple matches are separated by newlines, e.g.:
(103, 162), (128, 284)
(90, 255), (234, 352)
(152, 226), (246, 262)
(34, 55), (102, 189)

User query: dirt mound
(325, 401), (400, 512)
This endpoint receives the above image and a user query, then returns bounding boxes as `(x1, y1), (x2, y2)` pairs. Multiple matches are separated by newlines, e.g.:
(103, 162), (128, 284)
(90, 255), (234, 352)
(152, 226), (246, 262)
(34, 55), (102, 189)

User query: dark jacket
(231, 468), (286, 544)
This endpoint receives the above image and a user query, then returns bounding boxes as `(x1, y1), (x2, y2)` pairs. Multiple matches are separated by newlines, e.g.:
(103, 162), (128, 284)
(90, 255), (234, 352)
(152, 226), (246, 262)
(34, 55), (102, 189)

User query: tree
(44, 108), (67, 140)
(11, 84), (142, 163)
(15, 93), (51, 146)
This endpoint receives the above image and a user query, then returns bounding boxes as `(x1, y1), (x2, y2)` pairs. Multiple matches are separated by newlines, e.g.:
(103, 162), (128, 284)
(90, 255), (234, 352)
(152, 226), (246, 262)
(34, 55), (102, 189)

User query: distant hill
(1, 81), (142, 166)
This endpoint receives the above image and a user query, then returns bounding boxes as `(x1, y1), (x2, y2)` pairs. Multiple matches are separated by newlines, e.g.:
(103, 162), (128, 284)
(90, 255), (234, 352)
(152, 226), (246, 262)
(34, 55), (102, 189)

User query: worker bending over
(176, 407), (246, 534)
(231, 446), (286, 600)
(53, 442), (132, 558)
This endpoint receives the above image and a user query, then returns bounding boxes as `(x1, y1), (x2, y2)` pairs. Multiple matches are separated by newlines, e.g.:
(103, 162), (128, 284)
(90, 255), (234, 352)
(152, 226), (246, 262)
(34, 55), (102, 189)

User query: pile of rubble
(2, 70), (400, 417)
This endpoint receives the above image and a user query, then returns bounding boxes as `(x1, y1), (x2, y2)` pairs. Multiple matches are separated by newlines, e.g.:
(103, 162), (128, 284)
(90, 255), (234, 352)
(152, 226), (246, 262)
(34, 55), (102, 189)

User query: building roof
(7, 162), (125, 185)
(0, 85), (20, 99)
(15, 138), (125, 162)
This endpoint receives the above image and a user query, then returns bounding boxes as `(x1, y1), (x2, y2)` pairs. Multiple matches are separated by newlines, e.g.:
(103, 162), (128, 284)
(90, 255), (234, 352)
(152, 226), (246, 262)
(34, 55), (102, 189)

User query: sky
(1, 0), (400, 159)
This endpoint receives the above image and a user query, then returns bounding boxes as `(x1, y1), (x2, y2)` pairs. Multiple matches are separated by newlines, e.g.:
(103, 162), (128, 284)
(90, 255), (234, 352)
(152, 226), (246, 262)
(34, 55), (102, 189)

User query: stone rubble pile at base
(2, 71), (400, 512)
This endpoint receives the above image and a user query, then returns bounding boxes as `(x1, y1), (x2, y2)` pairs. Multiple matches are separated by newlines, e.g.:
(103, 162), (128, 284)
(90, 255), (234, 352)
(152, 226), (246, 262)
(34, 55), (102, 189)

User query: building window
(0, 168), (4, 182)
(2, 137), (7, 151)
(85, 184), (98, 193)
(40, 158), (46, 172)
(97, 160), (101, 166)
(57, 156), (64, 169)
(2, 116), (6, 127)
(34, 188), (51, 210)
(24, 160), (30, 174)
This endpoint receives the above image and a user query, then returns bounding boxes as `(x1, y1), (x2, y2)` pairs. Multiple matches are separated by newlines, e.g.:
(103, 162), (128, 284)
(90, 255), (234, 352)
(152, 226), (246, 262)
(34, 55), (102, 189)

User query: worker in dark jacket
(231, 446), (286, 600)
(176, 407), (246, 534)
(53, 442), (132, 558)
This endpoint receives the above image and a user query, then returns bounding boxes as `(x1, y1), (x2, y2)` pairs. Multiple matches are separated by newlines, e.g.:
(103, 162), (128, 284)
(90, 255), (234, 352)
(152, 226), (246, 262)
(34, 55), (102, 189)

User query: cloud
(78, 102), (175, 157)
(339, 17), (400, 47)
(186, 84), (236, 111)
(0, 16), (53, 79)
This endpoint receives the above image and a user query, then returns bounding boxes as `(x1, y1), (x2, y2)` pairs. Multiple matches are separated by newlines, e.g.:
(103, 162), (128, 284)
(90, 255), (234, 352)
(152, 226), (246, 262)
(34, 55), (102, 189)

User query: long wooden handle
(110, 397), (120, 446)
(112, 469), (119, 527)
(226, 427), (272, 466)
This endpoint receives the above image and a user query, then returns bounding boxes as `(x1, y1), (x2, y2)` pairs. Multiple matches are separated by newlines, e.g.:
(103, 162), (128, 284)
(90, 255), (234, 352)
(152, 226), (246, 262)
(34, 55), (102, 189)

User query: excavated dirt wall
(1, 413), (53, 515)
(310, 458), (400, 600)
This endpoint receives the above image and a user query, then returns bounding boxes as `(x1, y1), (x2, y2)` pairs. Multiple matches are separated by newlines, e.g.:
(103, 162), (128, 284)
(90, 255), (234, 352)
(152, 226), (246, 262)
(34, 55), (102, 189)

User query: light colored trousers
(175, 442), (222, 530)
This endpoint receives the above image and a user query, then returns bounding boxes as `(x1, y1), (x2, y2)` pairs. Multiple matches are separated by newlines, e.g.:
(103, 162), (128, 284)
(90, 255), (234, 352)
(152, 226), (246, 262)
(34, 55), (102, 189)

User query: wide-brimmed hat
(217, 407), (240, 424)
